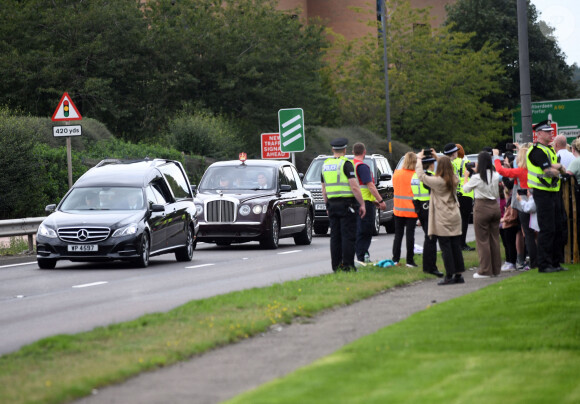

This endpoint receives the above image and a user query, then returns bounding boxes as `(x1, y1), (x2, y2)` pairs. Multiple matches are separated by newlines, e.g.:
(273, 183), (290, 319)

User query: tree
(445, 0), (579, 110)
(0, 0), (337, 148)
(328, 0), (509, 152)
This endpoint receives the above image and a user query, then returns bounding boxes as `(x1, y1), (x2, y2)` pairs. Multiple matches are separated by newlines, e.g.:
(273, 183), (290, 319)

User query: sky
(531, 0), (580, 66)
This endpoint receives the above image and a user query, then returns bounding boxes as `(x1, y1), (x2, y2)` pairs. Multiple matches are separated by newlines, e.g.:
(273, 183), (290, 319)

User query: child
(499, 187), (519, 271)
(516, 189), (538, 271)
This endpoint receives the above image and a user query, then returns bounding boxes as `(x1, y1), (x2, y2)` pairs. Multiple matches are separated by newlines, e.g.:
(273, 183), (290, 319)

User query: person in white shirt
(257, 172), (269, 189)
(553, 135), (574, 169)
(463, 151), (501, 278)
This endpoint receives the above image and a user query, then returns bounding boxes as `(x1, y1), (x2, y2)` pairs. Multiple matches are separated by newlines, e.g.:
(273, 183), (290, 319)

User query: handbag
(502, 202), (519, 228)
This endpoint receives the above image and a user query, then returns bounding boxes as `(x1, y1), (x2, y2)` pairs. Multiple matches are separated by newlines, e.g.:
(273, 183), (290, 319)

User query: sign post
(278, 108), (305, 165)
(52, 92), (82, 188)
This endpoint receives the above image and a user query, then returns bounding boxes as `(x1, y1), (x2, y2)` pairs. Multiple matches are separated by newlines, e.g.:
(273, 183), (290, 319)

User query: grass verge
(0, 259), (435, 404)
(227, 267), (580, 404)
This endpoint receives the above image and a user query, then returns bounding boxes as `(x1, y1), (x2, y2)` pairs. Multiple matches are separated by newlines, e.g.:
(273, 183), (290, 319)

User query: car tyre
(37, 258), (56, 269)
(175, 225), (195, 262)
(260, 213), (280, 249)
(372, 206), (380, 236)
(294, 212), (313, 245)
(313, 222), (328, 235)
(134, 233), (150, 268)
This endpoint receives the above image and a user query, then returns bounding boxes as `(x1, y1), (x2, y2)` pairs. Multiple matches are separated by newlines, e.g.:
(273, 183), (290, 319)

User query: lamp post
(517, 0), (533, 142)
(380, 0), (392, 156)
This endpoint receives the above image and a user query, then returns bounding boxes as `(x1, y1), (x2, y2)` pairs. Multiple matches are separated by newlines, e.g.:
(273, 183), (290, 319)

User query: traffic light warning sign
(52, 92), (82, 121)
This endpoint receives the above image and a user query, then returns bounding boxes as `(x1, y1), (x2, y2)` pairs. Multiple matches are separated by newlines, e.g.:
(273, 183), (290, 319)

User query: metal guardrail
(0, 217), (46, 251)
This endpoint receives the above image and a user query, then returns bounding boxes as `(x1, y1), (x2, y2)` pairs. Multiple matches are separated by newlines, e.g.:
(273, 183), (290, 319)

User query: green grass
(0, 263), (430, 404)
(0, 237), (31, 256)
(227, 268), (580, 404)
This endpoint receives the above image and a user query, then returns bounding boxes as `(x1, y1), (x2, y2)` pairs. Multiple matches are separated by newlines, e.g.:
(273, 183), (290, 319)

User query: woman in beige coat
(416, 150), (465, 285)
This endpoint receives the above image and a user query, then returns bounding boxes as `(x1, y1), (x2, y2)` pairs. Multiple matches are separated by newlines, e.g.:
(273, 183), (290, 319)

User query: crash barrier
(561, 175), (578, 264)
(0, 217), (46, 252)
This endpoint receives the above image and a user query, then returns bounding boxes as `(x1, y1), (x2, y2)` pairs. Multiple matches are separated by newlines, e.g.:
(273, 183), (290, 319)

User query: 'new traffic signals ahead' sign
(278, 108), (305, 152)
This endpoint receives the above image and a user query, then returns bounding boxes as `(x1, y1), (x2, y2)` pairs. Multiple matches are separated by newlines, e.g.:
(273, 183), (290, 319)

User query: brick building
(277, 0), (455, 41)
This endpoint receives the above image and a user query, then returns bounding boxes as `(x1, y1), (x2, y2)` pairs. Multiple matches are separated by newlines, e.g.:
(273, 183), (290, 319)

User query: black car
(36, 159), (199, 269)
(302, 154), (395, 235)
(193, 158), (313, 248)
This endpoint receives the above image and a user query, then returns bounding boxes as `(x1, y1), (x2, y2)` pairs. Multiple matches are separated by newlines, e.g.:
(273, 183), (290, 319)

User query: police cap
(422, 156), (436, 164)
(442, 143), (459, 155)
(533, 120), (554, 132)
(330, 137), (348, 150)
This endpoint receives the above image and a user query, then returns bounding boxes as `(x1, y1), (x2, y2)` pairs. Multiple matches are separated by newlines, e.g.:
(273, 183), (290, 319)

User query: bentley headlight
(239, 205), (251, 216)
(252, 205), (263, 214)
(195, 204), (203, 215)
(37, 224), (57, 238)
(112, 224), (139, 237)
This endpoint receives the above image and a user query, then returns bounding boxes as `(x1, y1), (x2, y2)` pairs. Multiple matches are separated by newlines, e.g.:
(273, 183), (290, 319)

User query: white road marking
(0, 261), (37, 269)
(277, 250), (301, 255)
(186, 263), (215, 269)
(72, 281), (108, 289)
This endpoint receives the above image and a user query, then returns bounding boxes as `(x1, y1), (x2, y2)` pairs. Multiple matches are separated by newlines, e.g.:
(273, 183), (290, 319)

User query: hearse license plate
(68, 244), (98, 252)
(315, 203), (326, 210)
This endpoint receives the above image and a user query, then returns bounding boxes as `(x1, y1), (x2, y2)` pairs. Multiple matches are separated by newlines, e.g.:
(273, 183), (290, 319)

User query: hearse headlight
(112, 223), (138, 237)
(38, 224), (57, 238)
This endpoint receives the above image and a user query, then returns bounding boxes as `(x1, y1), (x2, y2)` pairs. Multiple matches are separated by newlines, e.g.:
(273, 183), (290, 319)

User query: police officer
(526, 120), (567, 273)
(321, 138), (366, 271)
(443, 143), (475, 251)
(352, 142), (386, 266)
(411, 150), (444, 277)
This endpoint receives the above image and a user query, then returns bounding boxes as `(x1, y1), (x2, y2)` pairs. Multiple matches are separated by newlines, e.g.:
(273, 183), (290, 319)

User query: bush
(0, 107), (45, 219)
(169, 111), (243, 160)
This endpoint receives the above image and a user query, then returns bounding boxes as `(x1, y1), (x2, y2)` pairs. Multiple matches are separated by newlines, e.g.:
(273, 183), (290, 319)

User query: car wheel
(313, 222), (328, 235)
(37, 258), (56, 269)
(134, 233), (150, 268)
(260, 213), (280, 249)
(175, 225), (194, 262)
(373, 206), (380, 236)
(294, 212), (313, 245)
(385, 218), (395, 234)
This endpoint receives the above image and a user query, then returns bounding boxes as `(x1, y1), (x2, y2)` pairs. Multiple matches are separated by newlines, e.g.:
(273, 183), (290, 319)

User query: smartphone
(516, 189), (528, 196)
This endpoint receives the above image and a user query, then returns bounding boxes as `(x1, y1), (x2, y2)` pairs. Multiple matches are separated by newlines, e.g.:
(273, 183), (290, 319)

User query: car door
(287, 165), (309, 229)
(277, 166), (297, 234)
(145, 185), (167, 253)
(158, 163), (191, 248)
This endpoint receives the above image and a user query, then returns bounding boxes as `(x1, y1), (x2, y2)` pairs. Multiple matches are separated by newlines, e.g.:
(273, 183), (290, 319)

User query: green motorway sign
(278, 108), (305, 152)
(513, 98), (580, 143)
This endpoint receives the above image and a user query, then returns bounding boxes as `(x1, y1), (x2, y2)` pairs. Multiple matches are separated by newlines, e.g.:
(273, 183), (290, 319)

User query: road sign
(52, 92), (82, 121)
(53, 125), (82, 137)
(261, 133), (290, 159)
(278, 108), (305, 152)
(513, 98), (580, 143)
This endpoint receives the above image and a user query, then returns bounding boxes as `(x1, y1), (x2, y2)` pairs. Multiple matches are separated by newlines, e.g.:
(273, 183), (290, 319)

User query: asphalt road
(0, 225), (475, 356)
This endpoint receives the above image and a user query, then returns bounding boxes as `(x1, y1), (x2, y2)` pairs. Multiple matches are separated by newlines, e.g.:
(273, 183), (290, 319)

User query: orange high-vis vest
(393, 168), (418, 218)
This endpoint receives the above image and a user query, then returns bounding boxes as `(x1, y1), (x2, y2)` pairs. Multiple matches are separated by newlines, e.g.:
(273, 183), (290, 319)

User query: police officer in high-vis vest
(411, 150), (444, 278)
(353, 142), (386, 266)
(526, 120), (568, 273)
(321, 138), (366, 271)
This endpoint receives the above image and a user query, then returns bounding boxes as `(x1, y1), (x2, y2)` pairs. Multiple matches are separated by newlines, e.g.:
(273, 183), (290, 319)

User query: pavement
(75, 269), (521, 404)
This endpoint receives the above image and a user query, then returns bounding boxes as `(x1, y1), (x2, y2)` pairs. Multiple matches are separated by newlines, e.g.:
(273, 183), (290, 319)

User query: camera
(506, 143), (516, 151)
(423, 148), (432, 156)
(465, 162), (476, 172)
(517, 188), (528, 196)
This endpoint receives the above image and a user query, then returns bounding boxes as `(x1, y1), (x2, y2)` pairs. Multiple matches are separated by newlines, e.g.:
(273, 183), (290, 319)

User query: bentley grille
(206, 200), (236, 222)
(58, 227), (111, 243)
